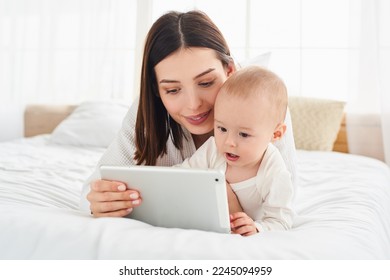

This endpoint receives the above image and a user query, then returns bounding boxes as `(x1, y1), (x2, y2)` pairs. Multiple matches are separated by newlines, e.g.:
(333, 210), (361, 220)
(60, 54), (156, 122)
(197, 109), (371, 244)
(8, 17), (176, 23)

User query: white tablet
(100, 165), (231, 234)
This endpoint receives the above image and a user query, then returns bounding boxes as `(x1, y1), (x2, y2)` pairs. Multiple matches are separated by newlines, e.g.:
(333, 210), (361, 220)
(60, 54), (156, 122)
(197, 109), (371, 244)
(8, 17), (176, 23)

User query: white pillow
(51, 101), (129, 148)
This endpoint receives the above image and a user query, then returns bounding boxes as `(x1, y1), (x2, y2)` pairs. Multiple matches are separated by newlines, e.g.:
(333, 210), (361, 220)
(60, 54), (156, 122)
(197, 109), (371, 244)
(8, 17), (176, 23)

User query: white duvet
(1, 136), (390, 259)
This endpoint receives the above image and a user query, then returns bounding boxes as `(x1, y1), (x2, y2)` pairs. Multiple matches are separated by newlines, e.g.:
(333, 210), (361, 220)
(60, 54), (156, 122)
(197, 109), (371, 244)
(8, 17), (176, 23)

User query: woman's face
(154, 47), (234, 136)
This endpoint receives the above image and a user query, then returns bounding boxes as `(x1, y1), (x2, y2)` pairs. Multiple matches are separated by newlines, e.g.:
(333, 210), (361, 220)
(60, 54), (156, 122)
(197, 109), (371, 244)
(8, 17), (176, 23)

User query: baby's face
(214, 92), (276, 169)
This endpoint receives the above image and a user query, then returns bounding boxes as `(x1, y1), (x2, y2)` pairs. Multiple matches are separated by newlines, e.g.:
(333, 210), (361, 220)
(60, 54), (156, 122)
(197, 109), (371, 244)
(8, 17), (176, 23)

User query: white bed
(1, 101), (390, 259)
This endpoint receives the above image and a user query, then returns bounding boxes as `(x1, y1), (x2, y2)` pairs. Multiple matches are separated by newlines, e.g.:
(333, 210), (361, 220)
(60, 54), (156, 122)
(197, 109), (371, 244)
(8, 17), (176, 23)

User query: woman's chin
(186, 124), (214, 137)
(182, 119), (214, 136)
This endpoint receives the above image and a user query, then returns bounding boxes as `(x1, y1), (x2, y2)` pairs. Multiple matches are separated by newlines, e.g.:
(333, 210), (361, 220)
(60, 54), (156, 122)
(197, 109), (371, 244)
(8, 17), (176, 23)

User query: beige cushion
(24, 105), (77, 137)
(288, 97), (345, 151)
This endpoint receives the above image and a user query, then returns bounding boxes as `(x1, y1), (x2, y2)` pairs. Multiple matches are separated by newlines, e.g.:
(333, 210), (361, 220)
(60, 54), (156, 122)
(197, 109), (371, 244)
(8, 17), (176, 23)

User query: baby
(180, 66), (294, 236)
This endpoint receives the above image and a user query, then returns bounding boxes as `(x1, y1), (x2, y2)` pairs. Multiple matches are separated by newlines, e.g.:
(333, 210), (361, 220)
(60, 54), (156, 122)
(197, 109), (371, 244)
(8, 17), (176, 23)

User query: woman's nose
(186, 90), (202, 111)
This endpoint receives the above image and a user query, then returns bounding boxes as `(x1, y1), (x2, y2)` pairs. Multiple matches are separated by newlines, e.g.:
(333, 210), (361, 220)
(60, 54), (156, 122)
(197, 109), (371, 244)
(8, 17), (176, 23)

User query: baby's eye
(217, 126), (227, 133)
(239, 132), (250, 138)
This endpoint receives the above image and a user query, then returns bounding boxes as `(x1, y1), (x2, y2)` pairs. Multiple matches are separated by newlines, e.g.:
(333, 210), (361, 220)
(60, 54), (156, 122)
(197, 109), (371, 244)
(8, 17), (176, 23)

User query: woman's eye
(199, 80), (215, 87)
(239, 132), (250, 138)
(166, 88), (180, 94)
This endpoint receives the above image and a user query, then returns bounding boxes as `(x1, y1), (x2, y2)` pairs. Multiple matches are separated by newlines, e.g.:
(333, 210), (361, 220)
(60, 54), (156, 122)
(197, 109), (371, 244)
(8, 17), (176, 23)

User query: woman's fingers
(91, 179), (127, 192)
(90, 197), (141, 213)
(90, 188), (139, 203)
(92, 208), (133, 218)
(88, 179), (142, 217)
(90, 197), (142, 217)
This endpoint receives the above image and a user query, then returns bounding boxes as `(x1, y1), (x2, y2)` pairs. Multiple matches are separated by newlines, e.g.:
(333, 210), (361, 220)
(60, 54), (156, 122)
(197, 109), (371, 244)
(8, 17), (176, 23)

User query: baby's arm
(226, 182), (243, 215)
(256, 169), (294, 231)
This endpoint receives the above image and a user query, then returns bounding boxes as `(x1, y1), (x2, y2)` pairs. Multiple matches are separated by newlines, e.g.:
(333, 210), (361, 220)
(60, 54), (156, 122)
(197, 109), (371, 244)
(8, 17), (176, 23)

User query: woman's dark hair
(134, 10), (232, 165)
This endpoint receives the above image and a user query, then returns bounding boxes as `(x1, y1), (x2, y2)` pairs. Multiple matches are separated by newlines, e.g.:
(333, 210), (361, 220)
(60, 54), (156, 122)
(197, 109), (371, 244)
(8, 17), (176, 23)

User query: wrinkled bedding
(1, 136), (389, 259)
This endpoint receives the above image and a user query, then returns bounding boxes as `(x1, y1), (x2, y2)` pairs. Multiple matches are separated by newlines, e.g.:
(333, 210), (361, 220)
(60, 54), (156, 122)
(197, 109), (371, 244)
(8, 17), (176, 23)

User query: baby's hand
(230, 212), (258, 236)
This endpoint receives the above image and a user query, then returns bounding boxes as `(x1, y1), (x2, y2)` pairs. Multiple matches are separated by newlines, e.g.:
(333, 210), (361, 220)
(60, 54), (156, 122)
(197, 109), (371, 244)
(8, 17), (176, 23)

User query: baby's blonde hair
(219, 66), (288, 124)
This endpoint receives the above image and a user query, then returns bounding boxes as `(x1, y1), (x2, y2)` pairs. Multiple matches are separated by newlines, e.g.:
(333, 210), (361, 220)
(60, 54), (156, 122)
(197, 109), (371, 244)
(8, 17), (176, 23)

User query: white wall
(0, 104), (24, 141)
(346, 113), (384, 161)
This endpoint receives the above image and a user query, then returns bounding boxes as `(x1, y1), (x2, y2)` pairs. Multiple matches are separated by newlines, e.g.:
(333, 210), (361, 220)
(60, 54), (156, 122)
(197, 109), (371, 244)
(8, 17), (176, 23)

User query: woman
(80, 10), (297, 218)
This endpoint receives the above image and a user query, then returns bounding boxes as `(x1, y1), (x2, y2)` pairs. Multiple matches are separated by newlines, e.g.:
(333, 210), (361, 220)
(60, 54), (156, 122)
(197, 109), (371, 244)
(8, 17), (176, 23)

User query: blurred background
(0, 0), (389, 162)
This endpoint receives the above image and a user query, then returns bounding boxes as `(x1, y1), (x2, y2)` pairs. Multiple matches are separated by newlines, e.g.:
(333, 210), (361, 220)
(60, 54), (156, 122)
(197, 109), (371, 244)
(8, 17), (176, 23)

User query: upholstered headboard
(333, 114), (348, 153)
(24, 105), (77, 137)
(23, 103), (348, 153)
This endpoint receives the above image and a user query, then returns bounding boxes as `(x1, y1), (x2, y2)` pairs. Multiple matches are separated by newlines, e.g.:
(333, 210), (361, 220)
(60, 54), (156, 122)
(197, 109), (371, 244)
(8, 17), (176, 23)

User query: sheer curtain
(346, 0), (390, 166)
(0, 0), (137, 140)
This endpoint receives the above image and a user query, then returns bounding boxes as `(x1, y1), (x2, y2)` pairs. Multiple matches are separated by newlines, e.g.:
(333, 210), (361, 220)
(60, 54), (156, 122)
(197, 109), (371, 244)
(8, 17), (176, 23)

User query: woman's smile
(184, 110), (212, 125)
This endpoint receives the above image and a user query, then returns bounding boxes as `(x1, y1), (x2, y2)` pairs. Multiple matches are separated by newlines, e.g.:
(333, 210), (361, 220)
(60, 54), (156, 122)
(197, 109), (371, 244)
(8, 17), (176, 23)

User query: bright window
(150, 0), (354, 102)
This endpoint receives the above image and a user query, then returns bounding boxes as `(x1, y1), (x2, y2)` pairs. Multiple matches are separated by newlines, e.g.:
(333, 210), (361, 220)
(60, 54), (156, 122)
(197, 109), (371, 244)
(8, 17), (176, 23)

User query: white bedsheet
(1, 136), (390, 259)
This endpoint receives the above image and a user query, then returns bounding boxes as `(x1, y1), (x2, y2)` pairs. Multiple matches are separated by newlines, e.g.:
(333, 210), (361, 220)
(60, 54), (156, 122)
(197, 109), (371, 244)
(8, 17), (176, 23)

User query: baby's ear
(272, 123), (287, 142)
